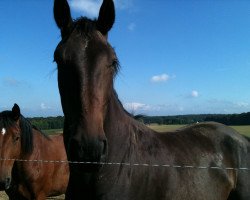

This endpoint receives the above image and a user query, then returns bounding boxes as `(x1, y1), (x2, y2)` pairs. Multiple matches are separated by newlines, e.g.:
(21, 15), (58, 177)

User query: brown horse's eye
(13, 135), (20, 143)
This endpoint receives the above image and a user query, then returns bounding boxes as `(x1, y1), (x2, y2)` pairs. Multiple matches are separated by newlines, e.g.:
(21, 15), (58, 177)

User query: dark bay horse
(0, 104), (69, 200)
(53, 0), (250, 199)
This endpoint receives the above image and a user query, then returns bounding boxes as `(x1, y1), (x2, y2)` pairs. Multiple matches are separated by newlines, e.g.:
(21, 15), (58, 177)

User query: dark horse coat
(53, 0), (250, 199)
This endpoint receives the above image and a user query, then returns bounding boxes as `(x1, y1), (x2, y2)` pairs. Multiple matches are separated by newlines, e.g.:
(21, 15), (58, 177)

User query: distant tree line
(135, 112), (250, 126)
(204, 112), (250, 125)
(27, 112), (250, 130)
(137, 114), (207, 125)
(28, 116), (64, 130)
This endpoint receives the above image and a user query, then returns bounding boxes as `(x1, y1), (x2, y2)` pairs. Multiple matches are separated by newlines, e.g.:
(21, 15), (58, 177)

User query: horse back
(100, 122), (249, 200)
(159, 122), (248, 167)
(160, 122), (250, 200)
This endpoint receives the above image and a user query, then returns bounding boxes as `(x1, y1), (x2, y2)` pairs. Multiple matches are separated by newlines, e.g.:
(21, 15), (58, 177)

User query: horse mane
(57, 16), (97, 40)
(0, 111), (49, 155)
(20, 115), (50, 154)
(73, 17), (97, 37)
(20, 115), (35, 154)
(112, 90), (134, 118)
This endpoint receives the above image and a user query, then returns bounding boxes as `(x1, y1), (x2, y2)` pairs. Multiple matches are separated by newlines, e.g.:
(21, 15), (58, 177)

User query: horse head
(54, 0), (117, 168)
(0, 104), (22, 190)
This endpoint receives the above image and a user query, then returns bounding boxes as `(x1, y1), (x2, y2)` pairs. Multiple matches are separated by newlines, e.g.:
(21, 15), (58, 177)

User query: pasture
(148, 124), (250, 137)
(43, 124), (250, 136)
(0, 193), (64, 200)
(0, 124), (249, 199)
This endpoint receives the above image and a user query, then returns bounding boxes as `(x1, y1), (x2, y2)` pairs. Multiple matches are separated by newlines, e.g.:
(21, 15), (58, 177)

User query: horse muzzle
(0, 177), (11, 190)
(67, 137), (108, 172)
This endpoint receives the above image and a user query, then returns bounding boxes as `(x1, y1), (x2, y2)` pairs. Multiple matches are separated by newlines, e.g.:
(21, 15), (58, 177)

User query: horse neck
(104, 91), (151, 160)
(20, 128), (48, 159)
(105, 91), (128, 126)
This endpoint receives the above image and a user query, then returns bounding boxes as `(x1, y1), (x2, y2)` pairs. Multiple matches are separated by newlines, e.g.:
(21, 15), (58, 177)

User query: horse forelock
(0, 111), (33, 154)
(0, 110), (49, 155)
(73, 17), (97, 36)
(0, 111), (16, 131)
(60, 17), (97, 41)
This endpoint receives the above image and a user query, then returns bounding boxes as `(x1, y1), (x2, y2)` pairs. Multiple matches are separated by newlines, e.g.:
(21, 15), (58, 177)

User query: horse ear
(54, 0), (73, 35)
(97, 0), (115, 36)
(12, 104), (21, 121)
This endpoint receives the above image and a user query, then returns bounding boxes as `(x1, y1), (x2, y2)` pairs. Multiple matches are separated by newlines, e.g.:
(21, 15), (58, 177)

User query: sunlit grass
(230, 126), (250, 137)
(148, 124), (184, 132)
(43, 129), (63, 135)
(43, 125), (250, 137)
(148, 124), (250, 137)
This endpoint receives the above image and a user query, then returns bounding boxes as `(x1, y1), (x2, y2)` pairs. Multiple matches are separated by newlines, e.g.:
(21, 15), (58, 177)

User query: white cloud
(191, 90), (199, 98)
(151, 74), (170, 83)
(203, 99), (250, 114)
(128, 22), (136, 31)
(122, 99), (250, 116)
(69, 0), (102, 17)
(69, 0), (134, 17)
(236, 102), (249, 108)
(40, 103), (51, 110)
(123, 102), (188, 116)
(124, 102), (150, 112)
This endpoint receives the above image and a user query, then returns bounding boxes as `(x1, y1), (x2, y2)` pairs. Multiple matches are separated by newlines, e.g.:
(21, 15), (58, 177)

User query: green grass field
(229, 126), (250, 137)
(43, 129), (63, 135)
(43, 124), (250, 137)
(148, 124), (250, 137)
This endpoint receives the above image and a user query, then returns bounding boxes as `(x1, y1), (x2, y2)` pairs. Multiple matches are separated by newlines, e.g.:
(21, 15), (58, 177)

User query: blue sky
(0, 0), (250, 117)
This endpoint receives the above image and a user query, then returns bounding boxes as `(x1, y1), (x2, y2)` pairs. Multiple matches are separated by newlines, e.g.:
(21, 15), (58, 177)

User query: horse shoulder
(44, 133), (69, 196)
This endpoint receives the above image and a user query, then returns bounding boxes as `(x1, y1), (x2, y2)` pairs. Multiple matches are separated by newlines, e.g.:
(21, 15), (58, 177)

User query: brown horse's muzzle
(67, 135), (107, 172)
(0, 177), (11, 190)
(0, 161), (14, 190)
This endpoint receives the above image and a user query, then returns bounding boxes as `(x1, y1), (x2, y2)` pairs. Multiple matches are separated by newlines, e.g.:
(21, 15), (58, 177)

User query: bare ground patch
(0, 191), (65, 199)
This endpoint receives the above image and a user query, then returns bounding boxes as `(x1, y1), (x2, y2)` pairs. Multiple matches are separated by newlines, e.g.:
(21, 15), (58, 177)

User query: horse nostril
(5, 177), (11, 190)
(102, 140), (107, 154)
(101, 140), (108, 160)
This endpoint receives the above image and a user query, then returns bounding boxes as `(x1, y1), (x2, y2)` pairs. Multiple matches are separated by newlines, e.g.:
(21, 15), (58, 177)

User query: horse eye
(109, 60), (119, 73)
(112, 60), (118, 67)
(14, 135), (20, 142)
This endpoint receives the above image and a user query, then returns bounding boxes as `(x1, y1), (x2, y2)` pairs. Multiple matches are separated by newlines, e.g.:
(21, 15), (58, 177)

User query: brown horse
(0, 104), (69, 200)
(53, 0), (250, 199)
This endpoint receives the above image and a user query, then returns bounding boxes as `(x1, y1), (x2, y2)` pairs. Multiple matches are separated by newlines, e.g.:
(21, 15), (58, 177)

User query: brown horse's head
(54, 0), (117, 166)
(0, 104), (33, 190)
(0, 104), (21, 190)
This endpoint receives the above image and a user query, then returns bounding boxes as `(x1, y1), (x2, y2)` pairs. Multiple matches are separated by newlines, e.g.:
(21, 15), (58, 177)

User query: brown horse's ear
(97, 0), (115, 36)
(54, 0), (73, 36)
(12, 104), (21, 121)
